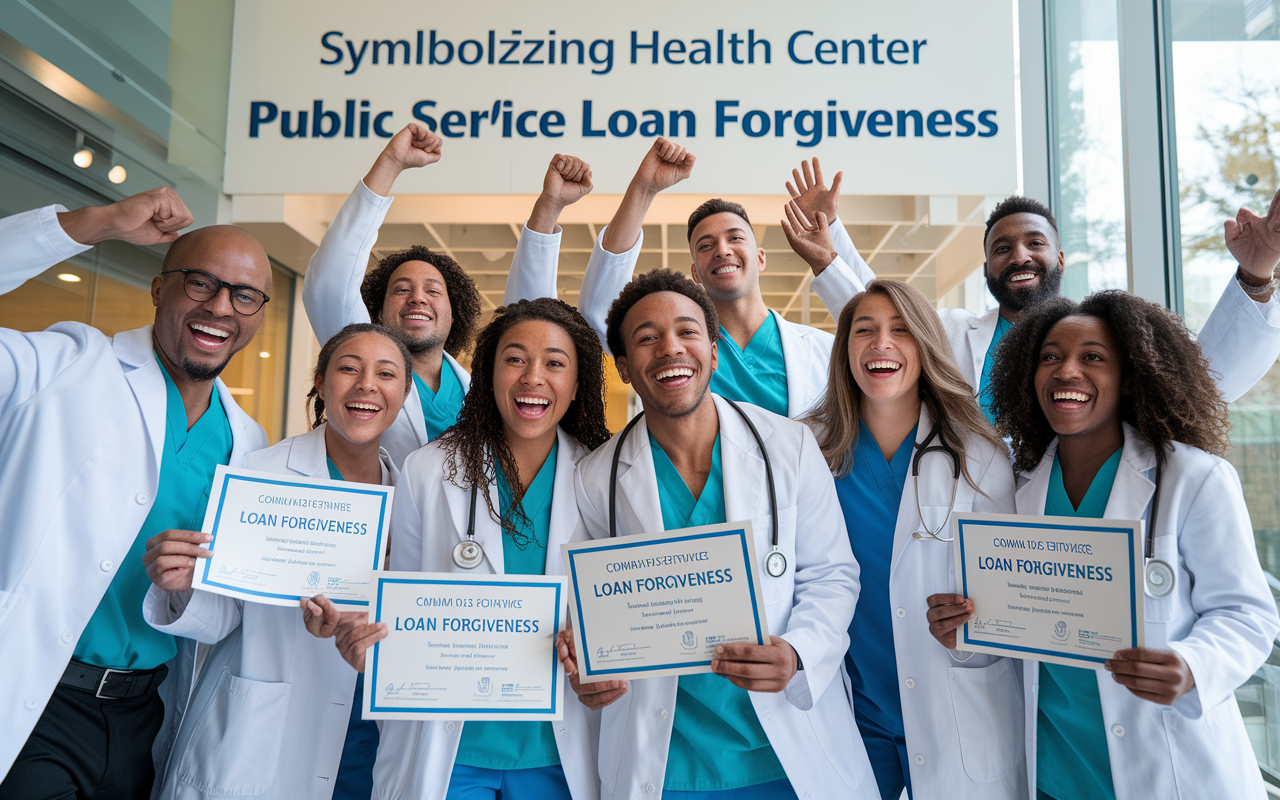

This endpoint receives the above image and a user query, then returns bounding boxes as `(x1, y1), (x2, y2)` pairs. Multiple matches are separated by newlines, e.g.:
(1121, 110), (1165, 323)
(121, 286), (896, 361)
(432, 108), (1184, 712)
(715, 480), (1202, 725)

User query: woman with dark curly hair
(928, 291), (1279, 800)
(326, 298), (610, 800)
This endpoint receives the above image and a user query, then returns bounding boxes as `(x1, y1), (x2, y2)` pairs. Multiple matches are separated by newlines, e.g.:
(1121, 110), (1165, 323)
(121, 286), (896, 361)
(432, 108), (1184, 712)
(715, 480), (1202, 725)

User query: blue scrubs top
(1037, 448), (1123, 800)
(650, 433), (788, 792)
(708, 314), (789, 417)
(834, 421), (918, 737)
(455, 439), (562, 770)
(978, 315), (1014, 425)
(74, 355), (233, 670)
(414, 362), (466, 442)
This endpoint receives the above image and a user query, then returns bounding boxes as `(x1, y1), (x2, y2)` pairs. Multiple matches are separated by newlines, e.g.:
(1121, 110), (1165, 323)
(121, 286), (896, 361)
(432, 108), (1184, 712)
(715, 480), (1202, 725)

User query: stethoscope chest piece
(1144, 558), (1175, 598)
(765, 548), (787, 578)
(453, 539), (484, 569)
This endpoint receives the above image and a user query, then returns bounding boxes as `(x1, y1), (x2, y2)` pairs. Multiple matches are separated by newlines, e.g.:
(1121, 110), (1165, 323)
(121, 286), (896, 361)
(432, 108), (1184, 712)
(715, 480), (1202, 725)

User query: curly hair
(359, 244), (481, 357)
(687, 198), (751, 243)
(306, 323), (413, 429)
(604, 268), (720, 359)
(983, 195), (1058, 249)
(989, 291), (1230, 473)
(435, 298), (611, 543)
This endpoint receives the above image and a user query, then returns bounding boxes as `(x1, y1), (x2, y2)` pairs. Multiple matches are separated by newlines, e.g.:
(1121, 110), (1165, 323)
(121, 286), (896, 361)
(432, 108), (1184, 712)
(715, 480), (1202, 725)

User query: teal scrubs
(708, 315), (789, 417)
(1036, 448), (1123, 800)
(455, 439), (562, 772)
(649, 434), (789, 793)
(833, 422), (918, 800)
(414, 362), (466, 442)
(978, 315), (1014, 425)
(73, 355), (232, 670)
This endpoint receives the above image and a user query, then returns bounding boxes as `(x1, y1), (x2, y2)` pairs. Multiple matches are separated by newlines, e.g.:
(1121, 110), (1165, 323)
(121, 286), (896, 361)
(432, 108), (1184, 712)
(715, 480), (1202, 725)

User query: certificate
(562, 521), (769, 683)
(364, 571), (565, 721)
(191, 465), (392, 607)
(953, 512), (1144, 666)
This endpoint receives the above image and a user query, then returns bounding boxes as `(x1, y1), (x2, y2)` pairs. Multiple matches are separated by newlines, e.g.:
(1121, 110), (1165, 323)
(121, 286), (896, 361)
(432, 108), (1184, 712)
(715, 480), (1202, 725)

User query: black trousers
(0, 679), (165, 800)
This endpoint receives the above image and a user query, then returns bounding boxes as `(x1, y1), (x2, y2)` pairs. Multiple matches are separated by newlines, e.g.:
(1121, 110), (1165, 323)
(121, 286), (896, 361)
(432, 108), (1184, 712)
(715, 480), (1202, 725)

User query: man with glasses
(0, 188), (273, 799)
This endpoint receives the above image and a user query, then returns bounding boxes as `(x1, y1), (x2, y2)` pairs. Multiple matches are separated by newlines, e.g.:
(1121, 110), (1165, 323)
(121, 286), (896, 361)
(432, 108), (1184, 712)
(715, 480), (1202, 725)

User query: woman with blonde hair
(803, 279), (1024, 800)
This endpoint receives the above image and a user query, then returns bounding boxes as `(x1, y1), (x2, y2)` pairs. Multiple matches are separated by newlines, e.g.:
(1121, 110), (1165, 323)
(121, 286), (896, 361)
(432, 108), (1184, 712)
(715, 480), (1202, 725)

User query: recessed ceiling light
(108, 165), (126, 184)
(259, 351), (270, 358)
(73, 148), (93, 168)
(57, 273), (81, 283)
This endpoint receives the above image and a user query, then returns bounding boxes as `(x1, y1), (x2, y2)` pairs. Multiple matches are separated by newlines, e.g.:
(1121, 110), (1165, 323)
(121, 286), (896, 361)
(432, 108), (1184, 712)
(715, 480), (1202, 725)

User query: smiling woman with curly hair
(941, 289), (1279, 800)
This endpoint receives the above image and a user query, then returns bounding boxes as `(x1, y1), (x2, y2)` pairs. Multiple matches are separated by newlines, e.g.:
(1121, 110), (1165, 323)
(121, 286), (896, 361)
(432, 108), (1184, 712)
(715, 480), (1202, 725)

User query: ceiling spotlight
(259, 351), (270, 358)
(108, 165), (127, 184)
(57, 273), (82, 283)
(73, 132), (93, 168)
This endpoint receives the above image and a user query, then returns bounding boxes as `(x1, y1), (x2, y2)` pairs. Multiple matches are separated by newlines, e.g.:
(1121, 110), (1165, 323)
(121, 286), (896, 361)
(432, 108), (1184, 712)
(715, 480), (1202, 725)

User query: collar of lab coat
(889, 405), (935, 575)
(111, 325), (266, 474)
(963, 307), (1002, 389)
(773, 309), (814, 418)
(402, 352), (473, 446)
(440, 426), (582, 576)
(1017, 422), (1157, 521)
(284, 423), (393, 485)
(613, 393), (778, 537)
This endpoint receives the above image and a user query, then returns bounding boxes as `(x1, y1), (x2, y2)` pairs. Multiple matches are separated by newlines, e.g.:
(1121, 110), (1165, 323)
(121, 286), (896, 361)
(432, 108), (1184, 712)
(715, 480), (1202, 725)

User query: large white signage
(225, 0), (1018, 196)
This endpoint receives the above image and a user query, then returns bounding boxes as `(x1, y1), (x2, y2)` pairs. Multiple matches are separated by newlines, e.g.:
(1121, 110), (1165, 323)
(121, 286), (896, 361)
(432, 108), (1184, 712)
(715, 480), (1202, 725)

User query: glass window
(1168, 0), (1280, 782)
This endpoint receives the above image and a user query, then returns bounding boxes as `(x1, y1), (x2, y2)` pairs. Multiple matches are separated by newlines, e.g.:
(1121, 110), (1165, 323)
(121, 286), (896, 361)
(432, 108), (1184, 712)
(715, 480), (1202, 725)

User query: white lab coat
(142, 424), (393, 799)
(0, 205), (268, 781)
(506, 227), (837, 419)
(811, 219), (1280, 403)
(372, 427), (599, 800)
(866, 408), (1025, 799)
(1015, 425), (1279, 800)
(301, 180), (473, 467)
(574, 394), (876, 800)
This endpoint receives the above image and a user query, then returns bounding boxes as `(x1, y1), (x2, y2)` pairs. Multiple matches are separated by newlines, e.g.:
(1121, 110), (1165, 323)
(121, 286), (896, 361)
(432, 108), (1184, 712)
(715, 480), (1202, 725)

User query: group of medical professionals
(2, 120), (1280, 800)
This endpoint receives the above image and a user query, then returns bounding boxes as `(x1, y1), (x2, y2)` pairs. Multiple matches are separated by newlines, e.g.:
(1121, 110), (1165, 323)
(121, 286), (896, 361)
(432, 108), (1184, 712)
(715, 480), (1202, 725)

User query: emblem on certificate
(562, 521), (770, 682)
(364, 572), (566, 721)
(952, 512), (1145, 666)
(191, 465), (393, 607)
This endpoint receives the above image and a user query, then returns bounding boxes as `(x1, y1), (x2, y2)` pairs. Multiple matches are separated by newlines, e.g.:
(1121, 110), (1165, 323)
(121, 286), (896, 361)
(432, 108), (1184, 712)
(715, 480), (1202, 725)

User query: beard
(985, 263), (1064, 312)
(175, 353), (234, 382)
(641, 376), (712, 420)
(400, 328), (448, 355)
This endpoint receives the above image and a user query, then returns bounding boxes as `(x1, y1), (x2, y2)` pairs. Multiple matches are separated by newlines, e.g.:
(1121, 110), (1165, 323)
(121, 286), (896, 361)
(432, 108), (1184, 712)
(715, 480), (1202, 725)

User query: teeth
(516, 397), (549, 405)
(1053, 390), (1090, 402)
(403, 313), (430, 321)
(655, 367), (694, 381)
(866, 360), (901, 371)
(191, 323), (229, 339)
(347, 402), (381, 411)
(1009, 272), (1037, 282)
(712, 265), (739, 275)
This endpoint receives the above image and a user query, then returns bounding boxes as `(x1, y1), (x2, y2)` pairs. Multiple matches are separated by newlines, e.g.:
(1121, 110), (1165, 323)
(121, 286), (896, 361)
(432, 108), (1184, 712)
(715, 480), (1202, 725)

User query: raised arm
(302, 124), (441, 343)
(503, 154), (593, 305)
(581, 138), (695, 354)
(782, 159), (874, 318)
(1196, 187), (1280, 403)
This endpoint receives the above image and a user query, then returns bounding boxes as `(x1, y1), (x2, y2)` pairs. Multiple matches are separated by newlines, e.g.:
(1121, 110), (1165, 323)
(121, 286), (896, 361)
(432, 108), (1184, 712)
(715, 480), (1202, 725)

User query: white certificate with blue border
(190, 465), (392, 607)
(364, 571), (565, 721)
(562, 521), (769, 683)
(953, 512), (1144, 667)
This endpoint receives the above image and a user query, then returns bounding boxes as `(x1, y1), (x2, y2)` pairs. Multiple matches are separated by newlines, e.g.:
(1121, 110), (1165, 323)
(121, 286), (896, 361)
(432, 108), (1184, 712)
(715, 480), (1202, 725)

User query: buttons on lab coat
(59, 631), (73, 644)
(445, 722), (455, 732)
(896, 608), (906, 618)
(25, 699), (38, 710)
(99, 559), (113, 572)
(905, 678), (916, 688)
(644, 783), (655, 794)
(657, 708), (667, 720)
(1111, 724), (1125, 737)
(135, 492), (149, 504)
(914, 754), (925, 765)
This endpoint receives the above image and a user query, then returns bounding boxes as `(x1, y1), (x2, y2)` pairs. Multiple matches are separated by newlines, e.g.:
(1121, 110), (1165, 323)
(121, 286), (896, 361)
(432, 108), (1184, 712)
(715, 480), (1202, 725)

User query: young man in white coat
(0, 190), (271, 798)
(781, 160), (1280, 410)
(563, 269), (878, 800)
(504, 140), (835, 421)
(302, 123), (594, 466)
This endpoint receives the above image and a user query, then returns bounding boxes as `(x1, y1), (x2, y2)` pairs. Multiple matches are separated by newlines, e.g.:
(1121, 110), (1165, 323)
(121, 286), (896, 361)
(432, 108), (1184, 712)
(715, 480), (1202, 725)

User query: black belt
(59, 660), (168, 700)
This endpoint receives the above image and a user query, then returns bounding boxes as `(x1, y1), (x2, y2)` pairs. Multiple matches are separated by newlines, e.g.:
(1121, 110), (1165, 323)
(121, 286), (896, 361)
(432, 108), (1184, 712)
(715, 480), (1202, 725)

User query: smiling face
(847, 292), (922, 410)
(493, 319), (580, 450)
(615, 291), (718, 420)
(380, 260), (453, 354)
(151, 226), (272, 382)
(984, 212), (1066, 313)
(316, 332), (409, 447)
(1033, 315), (1124, 444)
(688, 211), (765, 303)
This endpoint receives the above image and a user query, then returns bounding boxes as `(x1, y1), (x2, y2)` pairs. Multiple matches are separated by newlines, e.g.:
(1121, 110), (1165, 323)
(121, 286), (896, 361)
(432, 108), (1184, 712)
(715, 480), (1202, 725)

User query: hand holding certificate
(191, 465), (393, 607)
(562, 521), (770, 683)
(952, 512), (1144, 666)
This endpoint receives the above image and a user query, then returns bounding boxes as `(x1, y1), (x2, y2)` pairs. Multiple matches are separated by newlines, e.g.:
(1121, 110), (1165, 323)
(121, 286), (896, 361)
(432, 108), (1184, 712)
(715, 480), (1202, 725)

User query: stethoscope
(909, 423), (962, 543)
(607, 397), (787, 578)
(452, 484), (488, 568)
(1143, 462), (1176, 598)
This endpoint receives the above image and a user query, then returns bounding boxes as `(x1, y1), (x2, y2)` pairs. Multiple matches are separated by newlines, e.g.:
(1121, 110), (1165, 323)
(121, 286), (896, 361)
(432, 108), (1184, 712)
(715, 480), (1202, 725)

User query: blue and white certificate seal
(191, 465), (392, 607)
(365, 571), (566, 721)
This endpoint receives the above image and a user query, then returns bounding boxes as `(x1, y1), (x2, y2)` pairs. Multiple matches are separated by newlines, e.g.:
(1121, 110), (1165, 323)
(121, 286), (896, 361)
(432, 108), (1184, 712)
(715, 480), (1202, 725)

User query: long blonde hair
(802, 280), (1003, 489)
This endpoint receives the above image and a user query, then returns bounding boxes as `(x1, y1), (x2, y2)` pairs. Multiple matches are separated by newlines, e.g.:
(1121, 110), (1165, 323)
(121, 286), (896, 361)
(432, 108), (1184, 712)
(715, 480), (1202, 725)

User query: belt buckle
(95, 668), (130, 700)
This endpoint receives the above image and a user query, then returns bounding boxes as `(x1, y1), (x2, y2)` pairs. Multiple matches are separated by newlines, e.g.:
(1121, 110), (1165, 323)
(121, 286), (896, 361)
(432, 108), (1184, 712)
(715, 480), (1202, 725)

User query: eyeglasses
(160, 269), (270, 316)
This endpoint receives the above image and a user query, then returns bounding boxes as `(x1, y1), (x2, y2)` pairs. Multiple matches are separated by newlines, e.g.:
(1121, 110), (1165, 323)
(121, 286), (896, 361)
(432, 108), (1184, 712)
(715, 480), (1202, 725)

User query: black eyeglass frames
(160, 269), (270, 316)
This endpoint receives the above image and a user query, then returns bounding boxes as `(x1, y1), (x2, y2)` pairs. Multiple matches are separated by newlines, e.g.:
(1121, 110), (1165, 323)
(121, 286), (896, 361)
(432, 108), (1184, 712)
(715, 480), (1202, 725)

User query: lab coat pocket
(761, 505), (797, 608)
(947, 658), (1024, 782)
(176, 667), (292, 796)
